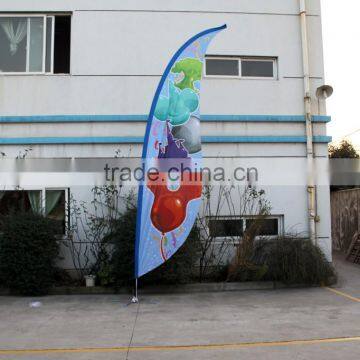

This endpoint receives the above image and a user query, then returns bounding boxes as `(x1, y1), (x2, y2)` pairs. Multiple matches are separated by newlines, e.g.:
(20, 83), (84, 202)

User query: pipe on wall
(299, 0), (317, 243)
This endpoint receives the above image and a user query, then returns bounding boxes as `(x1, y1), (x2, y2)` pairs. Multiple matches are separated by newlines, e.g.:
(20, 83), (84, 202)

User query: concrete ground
(0, 254), (359, 359)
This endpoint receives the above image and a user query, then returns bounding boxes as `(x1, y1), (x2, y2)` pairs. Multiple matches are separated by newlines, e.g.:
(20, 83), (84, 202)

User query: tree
(197, 185), (271, 282)
(329, 140), (360, 191)
(329, 140), (359, 158)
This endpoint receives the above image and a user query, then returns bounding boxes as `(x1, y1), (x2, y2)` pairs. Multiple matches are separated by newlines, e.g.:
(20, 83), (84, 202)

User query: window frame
(46, 15), (55, 74)
(204, 56), (278, 80)
(207, 215), (283, 243)
(0, 14), (47, 75)
(0, 13), (69, 76)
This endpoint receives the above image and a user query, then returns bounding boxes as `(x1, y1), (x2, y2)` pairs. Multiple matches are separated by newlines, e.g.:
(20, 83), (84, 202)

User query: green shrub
(103, 205), (200, 288)
(252, 237), (337, 285)
(0, 212), (60, 295)
(227, 263), (268, 283)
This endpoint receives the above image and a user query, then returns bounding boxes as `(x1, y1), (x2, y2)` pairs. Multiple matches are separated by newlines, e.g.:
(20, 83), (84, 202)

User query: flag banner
(135, 24), (227, 278)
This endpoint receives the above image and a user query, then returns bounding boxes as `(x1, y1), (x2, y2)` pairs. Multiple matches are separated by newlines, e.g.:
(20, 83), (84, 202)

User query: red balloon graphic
(151, 194), (186, 234)
(148, 172), (202, 235)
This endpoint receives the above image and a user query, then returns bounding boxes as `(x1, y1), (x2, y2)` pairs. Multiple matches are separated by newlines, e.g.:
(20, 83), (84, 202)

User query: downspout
(299, 0), (316, 243)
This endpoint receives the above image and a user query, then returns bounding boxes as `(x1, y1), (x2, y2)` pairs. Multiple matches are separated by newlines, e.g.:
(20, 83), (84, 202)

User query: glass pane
(0, 17), (27, 72)
(53, 16), (71, 74)
(46, 190), (66, 234)
(45, 17), (53, 72)
(246, 218), (278, 236)
(209, 219), (243, 237)
(241, 60), (274, 77)
(206, 59), (239, 76)
(29, 17), (44, 72)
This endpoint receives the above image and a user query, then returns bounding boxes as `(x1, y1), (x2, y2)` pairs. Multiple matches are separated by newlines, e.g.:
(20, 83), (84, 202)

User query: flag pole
(132, 278), (139, 303)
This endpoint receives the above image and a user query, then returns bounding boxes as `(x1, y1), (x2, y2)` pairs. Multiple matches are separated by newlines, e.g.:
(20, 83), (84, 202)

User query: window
(205, 59), (239, 76)
(205, 56), (277, 79)
(0, 14), (71, 74)
(0, 189), (68, 234)
(209, 218), (243, 238)
(241, 59), (274, 78)
(246, 218), (279, 236)
(208, 216), (282, 239)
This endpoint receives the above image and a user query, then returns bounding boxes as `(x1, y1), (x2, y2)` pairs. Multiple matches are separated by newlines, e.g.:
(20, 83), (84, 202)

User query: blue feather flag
(135, 24), (227, 278)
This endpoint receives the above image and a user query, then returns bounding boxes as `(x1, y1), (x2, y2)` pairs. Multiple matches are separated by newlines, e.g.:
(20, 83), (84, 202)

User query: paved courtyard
(0, 254), (359, 359)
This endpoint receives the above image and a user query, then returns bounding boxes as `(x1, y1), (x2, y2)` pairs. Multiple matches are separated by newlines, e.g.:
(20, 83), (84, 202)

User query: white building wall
(0, 1), (324, 116)
(0, 0), (333, 264)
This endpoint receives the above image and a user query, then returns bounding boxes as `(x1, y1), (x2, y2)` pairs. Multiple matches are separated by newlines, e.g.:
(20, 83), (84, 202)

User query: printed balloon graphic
(154, 82), (199, 126)
(171, 58), (202, 91)
(151, 194), (185, 234)
(172, 116), (201, 154)
(147, 123), (202, 259)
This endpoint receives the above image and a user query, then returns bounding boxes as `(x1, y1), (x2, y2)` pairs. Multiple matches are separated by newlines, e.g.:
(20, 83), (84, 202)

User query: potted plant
(84, 274), (96, 287)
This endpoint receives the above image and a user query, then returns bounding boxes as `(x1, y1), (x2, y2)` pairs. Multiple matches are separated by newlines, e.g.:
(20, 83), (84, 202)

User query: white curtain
(27, 191), (42, 214)
(0, 18), (27, 56)
(45, 190), (62, 216)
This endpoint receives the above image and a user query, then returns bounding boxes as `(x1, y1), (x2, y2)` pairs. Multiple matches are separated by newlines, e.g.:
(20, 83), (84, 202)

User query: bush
(252, 237), (337, 285)
(0, 212), (60, 295)
(329, 140), (359, 159)
(102, 206), (136, 287)
(103, 205), (200, 288)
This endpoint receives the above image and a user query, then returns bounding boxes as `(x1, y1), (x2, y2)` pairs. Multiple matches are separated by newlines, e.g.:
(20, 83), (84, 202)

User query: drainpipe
(299, 0), (316, 243)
